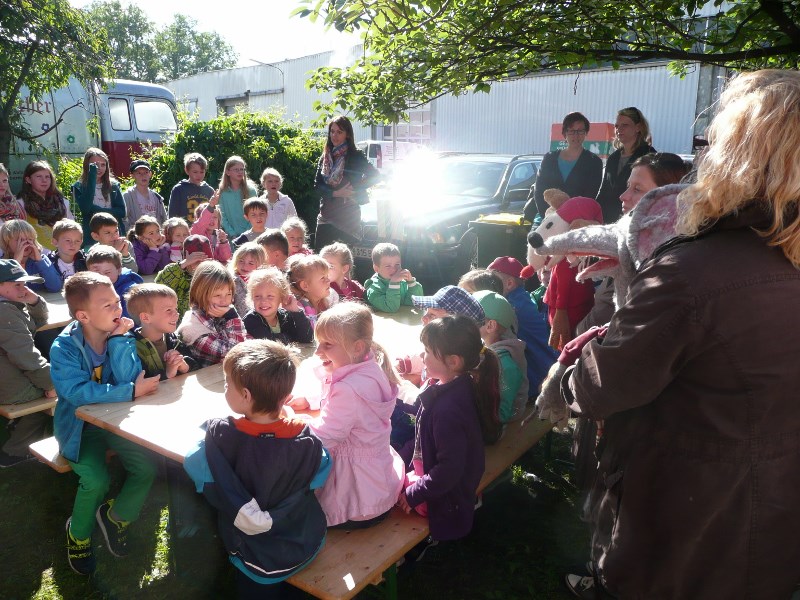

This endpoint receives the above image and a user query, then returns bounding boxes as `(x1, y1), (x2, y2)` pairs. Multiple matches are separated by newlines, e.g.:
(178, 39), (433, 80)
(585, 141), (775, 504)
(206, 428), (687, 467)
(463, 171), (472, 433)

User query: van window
(108, 98), (131, 131)
(134, 100), (177, 133)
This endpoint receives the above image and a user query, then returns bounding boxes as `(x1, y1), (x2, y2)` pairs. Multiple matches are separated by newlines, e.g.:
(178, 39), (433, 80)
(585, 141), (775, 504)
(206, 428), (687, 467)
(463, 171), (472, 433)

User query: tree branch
(1, 40), (39, 121)
(13, 99), (85, 142)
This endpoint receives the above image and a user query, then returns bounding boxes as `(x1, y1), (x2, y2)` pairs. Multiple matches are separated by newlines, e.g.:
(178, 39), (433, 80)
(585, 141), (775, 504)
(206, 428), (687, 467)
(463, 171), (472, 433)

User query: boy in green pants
(51, 271), (161, 575)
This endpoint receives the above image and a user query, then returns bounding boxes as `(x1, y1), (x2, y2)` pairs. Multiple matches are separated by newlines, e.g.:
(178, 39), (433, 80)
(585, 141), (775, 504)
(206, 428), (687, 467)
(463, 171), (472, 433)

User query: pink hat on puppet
(488, 256), (531, 279)
(556, 196), (603, 225)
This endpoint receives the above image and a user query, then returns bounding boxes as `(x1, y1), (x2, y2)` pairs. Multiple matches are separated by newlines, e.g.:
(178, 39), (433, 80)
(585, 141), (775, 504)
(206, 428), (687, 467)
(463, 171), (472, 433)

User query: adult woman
(314, 116), (380, 249)
(565, 70), (800, 598)
(595, 107), (655, 224)
(524, 112), (602, 223)
(18, 160), (75, 250)
(71, 147), (126, 241)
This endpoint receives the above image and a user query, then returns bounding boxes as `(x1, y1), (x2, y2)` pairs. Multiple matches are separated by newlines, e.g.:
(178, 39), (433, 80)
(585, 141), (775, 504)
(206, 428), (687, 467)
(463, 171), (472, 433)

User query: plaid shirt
(183, 307), (250, 367)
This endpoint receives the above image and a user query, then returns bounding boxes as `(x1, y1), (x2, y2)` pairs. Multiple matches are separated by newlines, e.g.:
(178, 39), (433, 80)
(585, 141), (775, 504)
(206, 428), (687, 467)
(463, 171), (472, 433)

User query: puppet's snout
(528, 230), (544, 249)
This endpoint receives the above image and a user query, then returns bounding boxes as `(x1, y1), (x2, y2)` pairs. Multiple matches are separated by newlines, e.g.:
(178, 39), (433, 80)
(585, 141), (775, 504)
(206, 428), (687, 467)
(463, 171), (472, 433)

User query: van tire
(454, 228), (478, 281)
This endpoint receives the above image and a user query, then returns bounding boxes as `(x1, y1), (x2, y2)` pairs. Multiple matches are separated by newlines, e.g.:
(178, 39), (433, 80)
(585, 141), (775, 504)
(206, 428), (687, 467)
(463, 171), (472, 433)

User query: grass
(0, 424), (589, 599)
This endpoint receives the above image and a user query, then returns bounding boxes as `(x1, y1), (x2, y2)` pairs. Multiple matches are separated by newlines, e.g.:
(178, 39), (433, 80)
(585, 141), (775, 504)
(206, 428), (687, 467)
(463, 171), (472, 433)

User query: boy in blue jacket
(51, 272), (161, 575)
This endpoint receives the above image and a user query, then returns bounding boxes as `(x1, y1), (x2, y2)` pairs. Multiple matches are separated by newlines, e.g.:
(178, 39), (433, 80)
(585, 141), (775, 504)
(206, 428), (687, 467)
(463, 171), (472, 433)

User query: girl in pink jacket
(302, 302), (405, 528)
(190, 199), (232, 264)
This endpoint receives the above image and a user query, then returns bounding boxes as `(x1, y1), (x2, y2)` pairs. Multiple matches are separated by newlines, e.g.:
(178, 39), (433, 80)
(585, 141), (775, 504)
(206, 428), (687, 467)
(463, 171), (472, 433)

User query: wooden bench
(0, 396), (56, 420)
(286, 417), (553, 600)
(29, 436), (71, 473)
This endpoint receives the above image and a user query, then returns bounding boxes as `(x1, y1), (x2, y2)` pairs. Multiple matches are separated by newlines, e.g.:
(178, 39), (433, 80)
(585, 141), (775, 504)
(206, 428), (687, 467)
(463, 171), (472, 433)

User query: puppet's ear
(628, 184), (686, 268)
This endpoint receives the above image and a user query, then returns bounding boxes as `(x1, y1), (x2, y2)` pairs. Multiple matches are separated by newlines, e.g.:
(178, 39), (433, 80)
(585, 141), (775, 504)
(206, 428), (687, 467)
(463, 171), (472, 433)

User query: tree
(0, 0), (114, 167)
(295, 0), (800, 124)
(84, 0), (159, 82)
(154, 14), (237, 82)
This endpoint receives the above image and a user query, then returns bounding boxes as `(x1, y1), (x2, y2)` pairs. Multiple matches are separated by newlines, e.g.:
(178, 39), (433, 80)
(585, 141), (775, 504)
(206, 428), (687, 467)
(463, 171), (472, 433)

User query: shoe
(96, 499), (130, 557)
(0, 450), (33, 468)
(66, 518), (95, 575)
(565, 573), (595, 599)
(404, 536), (440, 563)
(585, 561), (595, 577)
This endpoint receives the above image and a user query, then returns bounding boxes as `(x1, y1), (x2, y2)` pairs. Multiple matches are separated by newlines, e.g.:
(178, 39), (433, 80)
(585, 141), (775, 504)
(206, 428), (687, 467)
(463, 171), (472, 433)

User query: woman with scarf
(18, 161), (75, 251)
(314, 116), (380, 249)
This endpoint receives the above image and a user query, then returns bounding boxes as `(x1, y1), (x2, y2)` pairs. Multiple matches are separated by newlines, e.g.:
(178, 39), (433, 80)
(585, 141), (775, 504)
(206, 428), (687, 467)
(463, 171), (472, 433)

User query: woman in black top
(314, 116), (380, 249)
(595, 106), (656, 224)
(524, 112), (603, 224)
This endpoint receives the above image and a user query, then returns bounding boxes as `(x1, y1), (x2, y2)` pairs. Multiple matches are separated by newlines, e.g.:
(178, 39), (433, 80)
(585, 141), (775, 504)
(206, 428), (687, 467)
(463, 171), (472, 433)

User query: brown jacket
(568, 203), (800, 599)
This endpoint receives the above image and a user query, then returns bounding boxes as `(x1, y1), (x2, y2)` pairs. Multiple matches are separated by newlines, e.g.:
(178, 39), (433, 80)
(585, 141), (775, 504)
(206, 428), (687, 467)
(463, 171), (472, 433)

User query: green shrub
(144, 110), (324, 227)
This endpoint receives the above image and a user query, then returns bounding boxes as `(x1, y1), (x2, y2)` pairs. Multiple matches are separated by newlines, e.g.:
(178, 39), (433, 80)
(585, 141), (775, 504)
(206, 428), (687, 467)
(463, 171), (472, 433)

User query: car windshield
(385, 156), (507, 199)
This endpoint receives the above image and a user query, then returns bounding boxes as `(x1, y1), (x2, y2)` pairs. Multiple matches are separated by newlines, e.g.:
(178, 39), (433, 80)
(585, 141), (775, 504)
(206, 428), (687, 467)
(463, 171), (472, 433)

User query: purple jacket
(131, 238), (171, 275)
(405, 375), (484, 541)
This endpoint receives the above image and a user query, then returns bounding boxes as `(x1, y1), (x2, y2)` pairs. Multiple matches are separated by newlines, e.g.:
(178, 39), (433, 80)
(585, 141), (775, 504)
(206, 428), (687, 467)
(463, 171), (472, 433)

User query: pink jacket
(310, 358), (405, 526)
(190, 206), (232, 263)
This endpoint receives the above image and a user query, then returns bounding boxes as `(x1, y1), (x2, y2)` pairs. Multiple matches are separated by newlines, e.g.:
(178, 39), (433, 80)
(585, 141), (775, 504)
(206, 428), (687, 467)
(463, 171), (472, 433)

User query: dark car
(352, 153), (542, 288)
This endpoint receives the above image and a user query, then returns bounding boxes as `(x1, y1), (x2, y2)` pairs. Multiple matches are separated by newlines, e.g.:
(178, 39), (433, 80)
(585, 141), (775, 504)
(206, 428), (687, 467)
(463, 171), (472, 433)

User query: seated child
(231, 197), (269, 247)
(243, 266), (313, 345)
(364, 243), (423, 313)
(294, 303), (404, 528)
(47, 219), (87, 281)
(320, 242), (364, 300)
(176, 261), (250, 368)
(0, 258), (54, 467)
(256, 229), (289, 270)
(0, 219), (61, 292)
(162, 217), (190, 264)
(126, 283), (197, 380)
(167, 152), (214, 226)
(488, 256), (558, 394)
(122, 159), (166, 230)
(89, 212), (138, 272)
(155, 234), (213, 317)
(260, 168), (297, 228)
(229, 242), (267, 317)
(190, 198), (232, 263)
(281, 217), (313, 257)
(474, 290), (529, 423)
(0, 162), (26, 223)
(128, 215), (170, 276)
(396, 316), (501, 541)
(50, 271), (160, 575)
(86, 245), (144, 319)
(183, 339), (330, 596)
(458, 268), (504, 295)
(286, 254), (339, 327)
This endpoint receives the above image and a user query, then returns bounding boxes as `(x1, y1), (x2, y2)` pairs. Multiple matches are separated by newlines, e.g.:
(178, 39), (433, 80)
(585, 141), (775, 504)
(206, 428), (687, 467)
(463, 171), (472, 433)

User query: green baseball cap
(472, 290), (515, 329)
(0, 259), (44, 284)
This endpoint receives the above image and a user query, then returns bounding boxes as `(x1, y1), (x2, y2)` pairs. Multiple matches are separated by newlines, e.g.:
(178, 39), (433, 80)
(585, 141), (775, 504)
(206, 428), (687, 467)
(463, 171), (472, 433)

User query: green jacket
(154, 262), (193, 317)
(133, 329), (196, 380)
(0, 296), (53, 404)
(363, 273), (423, 313)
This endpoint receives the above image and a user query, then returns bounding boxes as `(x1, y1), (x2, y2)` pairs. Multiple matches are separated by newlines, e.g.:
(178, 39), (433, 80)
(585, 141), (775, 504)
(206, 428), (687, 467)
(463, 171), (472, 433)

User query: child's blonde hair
(0, 219), (37, 255)
(127, 215), (160, 243)
(458, 269), (504, 294)
(126, 283), (178, 325)
(371, 242), (400, 266)
(86, 244), (122, 270)
(0, 163), (7, 177)
(163, 217), (190, 244)
(319, 242), (353, 269)
(52, 218), (83, 242)
(247, 266), (290, 302)
(260, 167), (283, 188)
(315, 303), (399, 386)
(219, 156), (253, 200)
(230, 242), (267, 277)
(189, 261), (235, 312)
(64, 271), (114, 317)
(281, 216), (308, 240)
(286, 254), (329, 300)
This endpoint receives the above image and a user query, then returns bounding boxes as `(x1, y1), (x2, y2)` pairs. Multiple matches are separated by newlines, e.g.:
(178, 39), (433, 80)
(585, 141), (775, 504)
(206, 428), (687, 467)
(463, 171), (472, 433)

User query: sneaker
(404, 536), (440, 563)
(96, 499), (130, 557)
(0, 450), (33, 468)
(66, 518), (95, 575)
(565, 574), (595, 599)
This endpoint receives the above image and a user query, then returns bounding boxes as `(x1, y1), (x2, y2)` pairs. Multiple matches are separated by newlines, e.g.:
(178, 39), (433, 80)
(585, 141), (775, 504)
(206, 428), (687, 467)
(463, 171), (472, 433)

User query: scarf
(321, 142), (348, 187)
(0, 194), (27, 222)
(22, 191), (67, 226)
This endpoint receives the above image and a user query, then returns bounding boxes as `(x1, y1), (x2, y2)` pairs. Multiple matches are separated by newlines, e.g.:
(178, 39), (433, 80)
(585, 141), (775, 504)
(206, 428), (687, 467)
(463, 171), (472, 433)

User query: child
(167, 152), (214, 225)
(396, 316), (501, 541)
(0, 258), (54, 467)
(231, 197), (269, 247)
(0, 163), (26, 223)
(260, 167), (297, 228)
(190, 198), (232, 263)
(71, 148), (126, 241)
(0, 219), (62, 292)
(47, 219), (87, 281)
(243, 266), (313, 345)
(364, 242), (422, 313)
(176, 261), (249, 368)
(50, 272), (160, 575)
(474, 290), (529, 423)
(281, 217), (313, 256)
(154, 234), (212, 318)
(128, 215), (170, 276)
(458, 268), (504, 295)
(122, 159), (166, 230)
(320, 242), (364, 300)
(163, 217), (190, 263)
(256, 229), (289, 270)
(17, 160), (74, 249)
(86, 245), (144, 319)
(286, 254), (339, 327)
(183, 339), (330, 597)
(89, 212), (138, 272)
(488, 256), (558, 393)
(229, 242), (267, 318)
(303, 303), (405, 528)
(218, 156), (258, 238)
(126, 283), (196, 380)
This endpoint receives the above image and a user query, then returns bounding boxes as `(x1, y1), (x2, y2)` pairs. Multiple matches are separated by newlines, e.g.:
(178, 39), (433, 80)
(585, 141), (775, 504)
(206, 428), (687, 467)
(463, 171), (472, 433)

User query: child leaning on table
(364, 242), (422, 313)
(286, 254), (339, 327)
(86, 244), (144, 319)
(126, 283), (197, 380)
(183, 339), (331, 597)
(243, 266), (313, 345)
(0, 218), (62, 292)
(50, 271), (161, 576)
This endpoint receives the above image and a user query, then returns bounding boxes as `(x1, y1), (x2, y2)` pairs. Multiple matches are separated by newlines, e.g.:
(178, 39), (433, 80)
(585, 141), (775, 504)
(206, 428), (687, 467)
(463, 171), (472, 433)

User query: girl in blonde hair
(217, 156), (257, 238)
(228, 241), (266, 317)
(286, 254), (339, 326)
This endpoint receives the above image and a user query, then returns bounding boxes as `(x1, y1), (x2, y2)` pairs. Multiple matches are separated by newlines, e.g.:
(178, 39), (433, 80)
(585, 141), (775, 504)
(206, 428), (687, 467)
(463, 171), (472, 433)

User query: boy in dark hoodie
(167, 152), (214, 226)
(86, 244), (143, 319)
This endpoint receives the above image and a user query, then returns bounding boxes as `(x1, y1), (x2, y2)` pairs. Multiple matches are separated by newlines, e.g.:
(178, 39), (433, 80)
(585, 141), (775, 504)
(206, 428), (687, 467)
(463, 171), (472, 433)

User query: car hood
(362, 191), (500, 230)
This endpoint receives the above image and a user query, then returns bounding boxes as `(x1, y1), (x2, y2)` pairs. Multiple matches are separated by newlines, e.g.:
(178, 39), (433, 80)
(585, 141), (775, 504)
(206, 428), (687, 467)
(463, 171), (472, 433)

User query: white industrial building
(166, 47), (725, 156)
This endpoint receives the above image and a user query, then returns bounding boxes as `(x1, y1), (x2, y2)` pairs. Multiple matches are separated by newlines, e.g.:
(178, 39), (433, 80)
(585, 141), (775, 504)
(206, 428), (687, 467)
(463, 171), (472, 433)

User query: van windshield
(134, 100), (177, 133)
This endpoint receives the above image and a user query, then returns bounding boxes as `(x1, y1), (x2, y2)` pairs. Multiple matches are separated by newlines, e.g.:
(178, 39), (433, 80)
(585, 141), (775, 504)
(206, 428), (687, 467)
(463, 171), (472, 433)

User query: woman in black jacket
(314, 116), (380, 249)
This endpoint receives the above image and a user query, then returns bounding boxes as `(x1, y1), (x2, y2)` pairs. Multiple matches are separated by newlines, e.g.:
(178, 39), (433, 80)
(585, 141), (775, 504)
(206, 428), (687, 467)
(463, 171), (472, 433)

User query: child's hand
(110, 316), (135, 336)
(163, 350), (189, 378)
(143, 236), (159, 249)
(134, 370), (160, 398)
(399, 269), (414, 282)
(282, 294), (301, 312)
(30, 242), (42, 262)
(209, 189), (220, 207)
(14, 238), (33, 263)
(286, 395), (309, 410)
(44, 388), (57, 398)
(217, 229), (228, 244)
(396, 490), (412, 514)
(155, 233), (166, 246)
(22, 287), (39, 305)
(112, 237), (129, 255)
(180, 251), (208, 270)
(206, 303), (231, 318)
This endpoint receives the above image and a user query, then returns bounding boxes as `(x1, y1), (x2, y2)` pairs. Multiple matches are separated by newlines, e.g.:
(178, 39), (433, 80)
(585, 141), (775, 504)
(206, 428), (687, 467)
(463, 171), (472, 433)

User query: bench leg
(383, 562), (397, 600)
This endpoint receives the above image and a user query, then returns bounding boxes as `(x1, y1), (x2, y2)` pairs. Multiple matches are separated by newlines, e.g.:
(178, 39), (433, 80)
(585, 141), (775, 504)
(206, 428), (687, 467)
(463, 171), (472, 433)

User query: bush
(144, 110), (324, 227)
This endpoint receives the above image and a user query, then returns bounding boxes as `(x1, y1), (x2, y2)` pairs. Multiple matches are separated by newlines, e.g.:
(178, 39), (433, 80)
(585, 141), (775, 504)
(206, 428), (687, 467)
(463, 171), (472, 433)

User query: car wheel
(454, 229), (478, 281)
